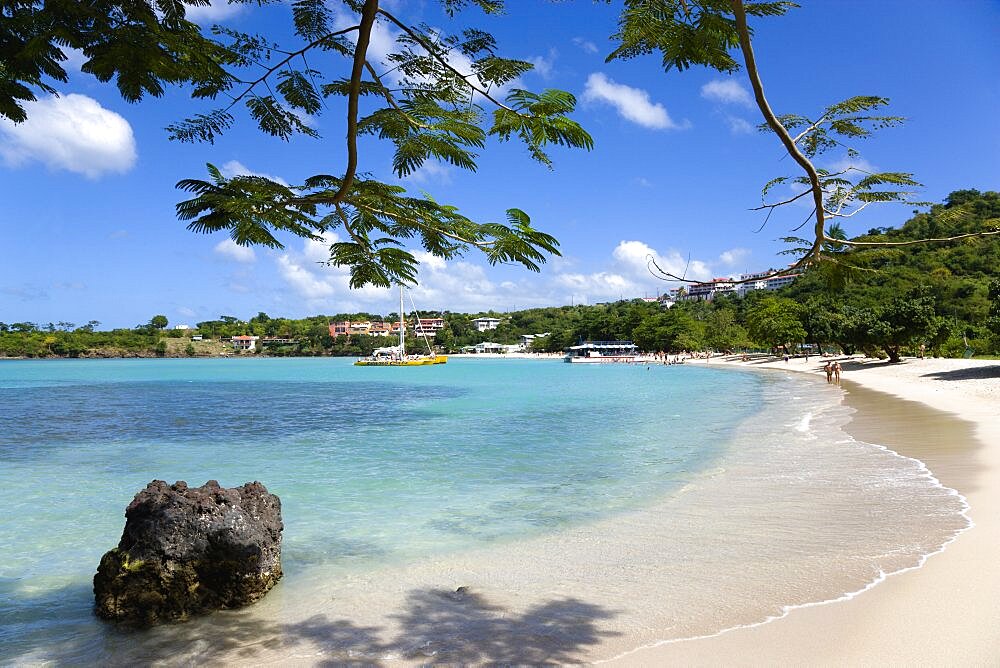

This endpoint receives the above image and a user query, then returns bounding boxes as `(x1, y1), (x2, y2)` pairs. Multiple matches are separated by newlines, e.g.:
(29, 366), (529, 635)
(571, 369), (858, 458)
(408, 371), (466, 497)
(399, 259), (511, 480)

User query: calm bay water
(0, 358), (968, 664)
(0, 358), (755, 659)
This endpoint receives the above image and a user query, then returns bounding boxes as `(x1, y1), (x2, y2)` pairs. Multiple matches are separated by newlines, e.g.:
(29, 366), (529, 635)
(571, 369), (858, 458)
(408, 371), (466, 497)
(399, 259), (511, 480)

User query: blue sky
(1, 0), (997, 328)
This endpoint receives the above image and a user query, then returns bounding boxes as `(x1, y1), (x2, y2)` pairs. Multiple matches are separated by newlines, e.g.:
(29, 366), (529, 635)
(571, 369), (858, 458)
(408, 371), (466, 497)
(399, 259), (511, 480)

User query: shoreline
(6, 356), (996, 664)
(606, 355), (1000, 665)
(95, 360), (980, 665)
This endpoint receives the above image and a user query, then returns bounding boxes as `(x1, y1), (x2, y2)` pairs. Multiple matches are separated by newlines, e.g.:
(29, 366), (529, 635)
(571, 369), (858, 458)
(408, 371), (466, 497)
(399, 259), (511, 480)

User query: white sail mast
(398, 284), (405, 358)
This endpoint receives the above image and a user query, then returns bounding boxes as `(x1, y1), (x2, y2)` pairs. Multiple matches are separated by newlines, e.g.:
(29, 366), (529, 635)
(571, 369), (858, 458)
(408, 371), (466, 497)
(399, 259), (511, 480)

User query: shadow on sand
(920, 364), (1000, 382)
(831, 358), (1000, 383)
(10, 585), (621, 666)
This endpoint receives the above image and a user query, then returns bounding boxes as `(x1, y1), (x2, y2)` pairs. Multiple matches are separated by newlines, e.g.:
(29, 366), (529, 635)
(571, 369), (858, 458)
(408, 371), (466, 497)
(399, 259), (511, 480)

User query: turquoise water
(0, 357), (760, 660)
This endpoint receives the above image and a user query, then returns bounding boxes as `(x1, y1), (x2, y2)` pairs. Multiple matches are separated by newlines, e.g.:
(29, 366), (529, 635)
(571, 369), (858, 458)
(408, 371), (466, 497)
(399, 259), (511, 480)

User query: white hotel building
(676, 269), (800, 302)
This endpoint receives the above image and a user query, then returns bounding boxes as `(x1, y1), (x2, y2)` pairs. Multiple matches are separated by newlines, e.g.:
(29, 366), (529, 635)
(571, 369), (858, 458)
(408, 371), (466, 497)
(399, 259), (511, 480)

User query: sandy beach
(607, 355), (1000, 665)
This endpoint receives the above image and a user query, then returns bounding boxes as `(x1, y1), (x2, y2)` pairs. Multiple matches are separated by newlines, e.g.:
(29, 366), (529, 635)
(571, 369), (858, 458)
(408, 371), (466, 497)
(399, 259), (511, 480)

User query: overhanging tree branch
(363, 61), (431, 131)
(376, 8), (520, 114)
(326, 0), (380, 207)
(830, 230), (1000, 247)
(225, 25), (361, 112)
(730, 0), (826, 267)
(750, 188), (813, 211)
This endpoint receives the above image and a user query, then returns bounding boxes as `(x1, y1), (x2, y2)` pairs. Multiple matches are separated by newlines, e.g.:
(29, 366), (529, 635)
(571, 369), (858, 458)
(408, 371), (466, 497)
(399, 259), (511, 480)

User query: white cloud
(827, 155), (877, 174)
(303, 230), (338, 264)
(725, 115), (754, 135)
(612, 240), (712, 283)
(573, 38), (599, 54)
(270, 234), (751, 313)
(275, 233), (393, 309)
(227, 281), (252, 294)
(544, 240), (716, 305)
(405, 160), (452, 185)
(529, 49), (558, 79)
(185, 2), (244, 21)
(635, 177), (653, 188)
(361, 14), (399, 70)
(554, 271), (636, 300)
(214, 238), (257, 263)
(219, 159), (289, 186)
(582, 73), (687, 130)
(177, 307), (197, 318)
(277, 254), (338, 300)
(273, 233), (532, 313)
(700, 79), (753, 107)
(61, 48), (87, 73)
(0, 94), (136, 178)
(718, 247), (751, 267)
(407, 252), (509, 312)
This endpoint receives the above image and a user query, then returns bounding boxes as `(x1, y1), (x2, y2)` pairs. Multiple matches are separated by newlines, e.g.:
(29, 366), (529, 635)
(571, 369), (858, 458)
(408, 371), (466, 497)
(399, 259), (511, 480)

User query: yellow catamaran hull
(354, 355), (447, 367)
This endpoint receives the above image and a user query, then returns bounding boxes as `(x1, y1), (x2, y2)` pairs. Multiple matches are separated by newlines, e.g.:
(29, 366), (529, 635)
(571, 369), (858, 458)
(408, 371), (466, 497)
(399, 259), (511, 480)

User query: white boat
(355, 285), (447, 367)
(564, 341), (639, 363)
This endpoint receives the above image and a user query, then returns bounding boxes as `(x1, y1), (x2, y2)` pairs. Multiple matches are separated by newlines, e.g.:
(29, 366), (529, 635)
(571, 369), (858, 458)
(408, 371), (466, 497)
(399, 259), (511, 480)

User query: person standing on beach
(833, 361), (842, 384)
(824, 361), (833, 383)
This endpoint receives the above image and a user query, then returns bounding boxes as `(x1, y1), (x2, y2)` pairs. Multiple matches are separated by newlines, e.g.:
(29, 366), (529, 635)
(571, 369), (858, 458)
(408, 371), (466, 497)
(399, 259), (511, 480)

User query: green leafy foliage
(177, 2), (591, 285)
(5, 1), (591, 288)
(744, 295), (806, 350)
(0, 1), (236, 123)
(786, 190), (1000, 357)
(608, 0), (796, 73)
(490, 89), (594, 168)
(177, 166), (563, 289)
(607, 1), (946, 278)
(839, 292), (945, 363)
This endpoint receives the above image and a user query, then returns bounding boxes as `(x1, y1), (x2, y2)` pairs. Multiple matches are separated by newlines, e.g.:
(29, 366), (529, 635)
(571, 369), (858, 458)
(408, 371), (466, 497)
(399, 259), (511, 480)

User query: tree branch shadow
(7, 584), (620, 666)
(920, 364), (1000, 382)
(832, 359), (1000, 380)
(387, 587), (620, 664)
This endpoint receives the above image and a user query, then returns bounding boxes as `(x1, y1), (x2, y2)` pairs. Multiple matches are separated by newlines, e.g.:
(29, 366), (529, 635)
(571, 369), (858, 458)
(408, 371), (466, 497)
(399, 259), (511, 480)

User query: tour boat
(355, 286), (447, 367)
(563, 341), (639, 364)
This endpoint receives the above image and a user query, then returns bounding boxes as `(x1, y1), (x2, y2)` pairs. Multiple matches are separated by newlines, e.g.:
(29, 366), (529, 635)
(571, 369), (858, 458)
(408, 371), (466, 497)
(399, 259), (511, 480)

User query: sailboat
(354, 285), (448, 366)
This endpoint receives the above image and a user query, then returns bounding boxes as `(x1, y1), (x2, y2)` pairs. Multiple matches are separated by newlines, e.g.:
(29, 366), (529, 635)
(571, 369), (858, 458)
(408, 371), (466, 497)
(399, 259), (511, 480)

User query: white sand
(607, 355), (1000, 665)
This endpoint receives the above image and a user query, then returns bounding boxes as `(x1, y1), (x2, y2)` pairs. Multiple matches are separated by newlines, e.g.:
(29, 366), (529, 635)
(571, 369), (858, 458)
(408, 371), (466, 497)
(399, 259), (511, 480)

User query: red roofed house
(231, 335), (259, 351)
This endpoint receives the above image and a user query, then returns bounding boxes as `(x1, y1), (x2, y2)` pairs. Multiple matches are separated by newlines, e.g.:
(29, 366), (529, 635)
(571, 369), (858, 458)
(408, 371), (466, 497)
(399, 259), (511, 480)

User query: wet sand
(608, 356), (1000, 665)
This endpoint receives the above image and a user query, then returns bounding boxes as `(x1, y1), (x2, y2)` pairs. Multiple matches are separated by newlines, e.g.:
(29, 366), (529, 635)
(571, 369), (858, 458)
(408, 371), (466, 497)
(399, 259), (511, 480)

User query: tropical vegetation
(3, 191), (997, 361)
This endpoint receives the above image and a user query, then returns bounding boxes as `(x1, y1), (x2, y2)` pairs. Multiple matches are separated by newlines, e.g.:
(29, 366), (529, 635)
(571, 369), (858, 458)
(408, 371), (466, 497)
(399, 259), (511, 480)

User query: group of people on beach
(824, 360), (842, 384)
(647, 351), (698, 364)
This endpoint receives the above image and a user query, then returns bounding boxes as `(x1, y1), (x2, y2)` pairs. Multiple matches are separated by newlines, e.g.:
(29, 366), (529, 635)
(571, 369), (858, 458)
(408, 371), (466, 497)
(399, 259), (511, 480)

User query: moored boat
(355, 286), (447, 367)
(564, 341), (639, 363)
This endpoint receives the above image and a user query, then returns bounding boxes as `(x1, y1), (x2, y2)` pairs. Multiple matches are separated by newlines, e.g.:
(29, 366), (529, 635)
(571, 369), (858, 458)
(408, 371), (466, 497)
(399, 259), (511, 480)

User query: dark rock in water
(93, 479), (283, 627)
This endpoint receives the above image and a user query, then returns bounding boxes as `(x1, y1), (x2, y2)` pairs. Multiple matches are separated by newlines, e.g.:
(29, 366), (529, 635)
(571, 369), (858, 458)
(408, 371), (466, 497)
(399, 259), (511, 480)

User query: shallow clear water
(0, 358), (756, 660)
(0, 359), (969, 665)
